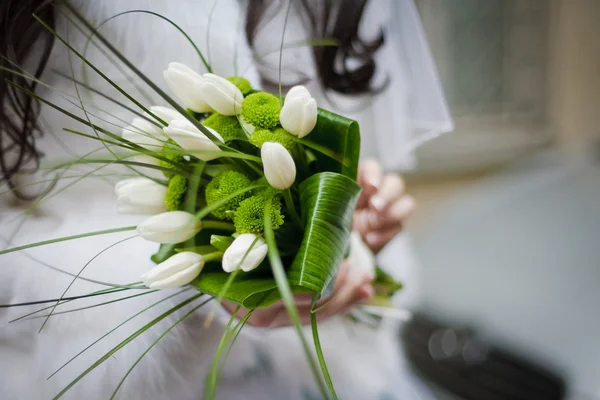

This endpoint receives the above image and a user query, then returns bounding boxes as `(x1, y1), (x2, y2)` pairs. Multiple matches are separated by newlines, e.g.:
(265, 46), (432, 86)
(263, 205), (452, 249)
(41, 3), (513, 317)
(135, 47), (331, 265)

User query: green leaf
(373, 266), (404, 297)
(190, 172), (360, 308)
(287, 172), (361, 293)
(300, 109), (361, 180)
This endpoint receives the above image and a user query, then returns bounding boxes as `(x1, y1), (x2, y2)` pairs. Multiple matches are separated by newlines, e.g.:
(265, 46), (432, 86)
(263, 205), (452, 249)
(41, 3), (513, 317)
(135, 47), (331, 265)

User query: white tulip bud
(198, 73), (243, 116)
(122, 117), (167, 151)
(141, 252), (204, 289)
(261, 142), (296, 190)
(145, 106), (183, 124)
(163, 119), (224, 160)
(115, 178), (168, 215)
(280, 85), (317, 138)
(137, 211), (201, 244)
(163, 62), (212, 113)
(222, 233), (268, 273)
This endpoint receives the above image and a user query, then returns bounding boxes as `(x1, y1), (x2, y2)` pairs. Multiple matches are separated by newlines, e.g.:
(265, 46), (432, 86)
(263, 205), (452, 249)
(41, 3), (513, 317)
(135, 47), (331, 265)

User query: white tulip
(115, 178), (168, 215)
(163, 119), (224, 160)
(222, 233), (268, 273)
(198, 73), (243, 116)
(145, 106), (183, 124)
(141, 252), (204, 289)
(122, 117), (167, 151)
(280, 85), (317, 138)
(163, 62), (212, 113)
(137, 211), (202, 244)
(261, 142), (296, 190)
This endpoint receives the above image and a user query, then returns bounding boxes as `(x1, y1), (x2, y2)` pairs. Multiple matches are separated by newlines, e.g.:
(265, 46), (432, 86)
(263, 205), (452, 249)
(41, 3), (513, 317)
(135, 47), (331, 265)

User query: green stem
(202, 252), (224, 263)
(263, 198), (329, 399)
(311, 295), (339, 400)
(0, 226), (137, 256)
(201, 221), (235, 232)
(283, 189), (304, 231)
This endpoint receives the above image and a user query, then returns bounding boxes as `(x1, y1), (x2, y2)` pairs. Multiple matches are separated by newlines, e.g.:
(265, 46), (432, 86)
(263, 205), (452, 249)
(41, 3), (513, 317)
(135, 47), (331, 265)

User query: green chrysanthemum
(249, 127), (296, 150)
(227, 76), (253, 95)
(203, 113), (245, 142)
(205, 170), (252, 220)
(165, 174), (187, 211)
(234, 195), (284, 234)
(160, 140), (184, 178)
(241, 92), (281, 129)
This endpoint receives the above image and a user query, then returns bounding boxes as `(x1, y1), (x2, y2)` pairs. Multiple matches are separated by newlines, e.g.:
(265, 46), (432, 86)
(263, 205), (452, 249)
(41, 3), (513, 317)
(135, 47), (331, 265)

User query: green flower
(249, 126), (296, 150)
(227, 76), (253, 95)
(205, 170), (252, 220)
(203, 113), (245, 142)
(241, 92), (281, 129)
(234, 195), (284, 234)
(159, 140), (184, 179)
(165, 174), (187, 211)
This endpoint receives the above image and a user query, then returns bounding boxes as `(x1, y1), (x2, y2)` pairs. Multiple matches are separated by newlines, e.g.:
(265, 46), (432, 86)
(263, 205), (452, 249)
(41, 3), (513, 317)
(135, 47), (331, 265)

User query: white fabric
(0, 1), (446, 399)
(251, 0), (453, 171)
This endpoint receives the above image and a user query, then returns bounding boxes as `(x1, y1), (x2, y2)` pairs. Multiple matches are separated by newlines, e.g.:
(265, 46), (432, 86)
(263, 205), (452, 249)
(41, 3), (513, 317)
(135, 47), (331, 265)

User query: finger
(369, 174), (405, 212)
(332, 260), (349, 292)
(292, 293), (317, 306)
(366, 195), (416, 230)
(320, 270), (373, 316)
(353, 208), (370, 236)
(364, 225), (403, 253)
(347, 283), (375, 308)
(245, 305), (282, 327)
(356, 159), (383, 209)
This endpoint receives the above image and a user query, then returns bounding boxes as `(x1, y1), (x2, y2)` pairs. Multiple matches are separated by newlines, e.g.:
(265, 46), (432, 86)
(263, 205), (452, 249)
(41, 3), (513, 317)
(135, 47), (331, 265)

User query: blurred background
(396, 0), (600, 399)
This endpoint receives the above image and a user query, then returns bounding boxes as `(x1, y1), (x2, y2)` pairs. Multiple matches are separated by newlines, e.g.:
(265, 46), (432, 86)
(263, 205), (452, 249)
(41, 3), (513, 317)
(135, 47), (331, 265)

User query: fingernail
(370, 195), (386, 212)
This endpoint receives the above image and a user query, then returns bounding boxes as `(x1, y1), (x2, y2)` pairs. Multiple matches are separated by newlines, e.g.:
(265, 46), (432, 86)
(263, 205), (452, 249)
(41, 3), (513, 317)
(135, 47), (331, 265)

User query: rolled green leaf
(191, 172), (360, 308)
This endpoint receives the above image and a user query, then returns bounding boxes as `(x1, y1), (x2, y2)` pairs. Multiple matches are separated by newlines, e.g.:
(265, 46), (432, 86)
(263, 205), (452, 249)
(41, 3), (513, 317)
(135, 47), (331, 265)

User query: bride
(0, 0), (452, 399)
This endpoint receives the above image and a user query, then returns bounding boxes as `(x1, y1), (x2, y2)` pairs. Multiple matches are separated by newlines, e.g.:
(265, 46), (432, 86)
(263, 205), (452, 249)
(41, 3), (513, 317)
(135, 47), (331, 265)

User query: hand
(221, 260), (374, 328)
(353, 158), (415, 253)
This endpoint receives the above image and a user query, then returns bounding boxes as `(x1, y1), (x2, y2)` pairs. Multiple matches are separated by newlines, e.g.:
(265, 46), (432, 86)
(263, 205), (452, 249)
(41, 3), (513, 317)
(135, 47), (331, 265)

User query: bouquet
(1, 3), (403, 399)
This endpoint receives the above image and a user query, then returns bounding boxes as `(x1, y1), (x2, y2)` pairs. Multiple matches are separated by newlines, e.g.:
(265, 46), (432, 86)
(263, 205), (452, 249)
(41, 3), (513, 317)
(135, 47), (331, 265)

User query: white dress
(0, 1), (451, 399)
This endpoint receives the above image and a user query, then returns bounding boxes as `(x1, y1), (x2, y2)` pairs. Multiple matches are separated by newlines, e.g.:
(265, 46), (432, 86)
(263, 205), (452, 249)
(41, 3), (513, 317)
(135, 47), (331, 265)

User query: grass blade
(38, 235), (138, 333)
(110, 296), (213, 399)
(8, 284), (142, 323)
(48, 288), (190, 380)
(52, 293), (203, 399)
(26, 289), (158, 320)
(85, 10), (211, 73)
(32, 13), (167, 126)
(1, 286), (143, 309)
(204, 305), (240, 400)
(0, 226), (136, 256)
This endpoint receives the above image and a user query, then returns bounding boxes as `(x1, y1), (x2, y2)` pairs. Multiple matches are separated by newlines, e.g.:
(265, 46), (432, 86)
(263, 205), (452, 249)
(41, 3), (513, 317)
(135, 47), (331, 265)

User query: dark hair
(0, 0), (382, 198)
(245, 0), (384, 94)
(0, 0), (54, 199)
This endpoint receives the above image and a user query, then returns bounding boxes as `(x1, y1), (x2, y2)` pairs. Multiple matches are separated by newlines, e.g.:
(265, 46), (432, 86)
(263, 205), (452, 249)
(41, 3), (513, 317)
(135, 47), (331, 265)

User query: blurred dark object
(402, 314), (566, 400)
